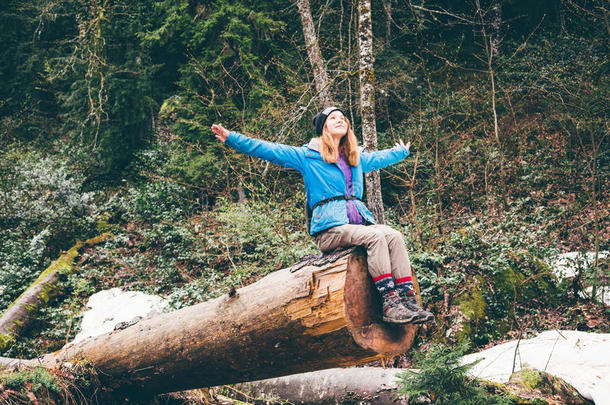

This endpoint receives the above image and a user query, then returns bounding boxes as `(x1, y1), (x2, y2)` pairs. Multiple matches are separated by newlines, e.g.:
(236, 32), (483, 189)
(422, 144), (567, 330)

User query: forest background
(0, 0), (608, 399)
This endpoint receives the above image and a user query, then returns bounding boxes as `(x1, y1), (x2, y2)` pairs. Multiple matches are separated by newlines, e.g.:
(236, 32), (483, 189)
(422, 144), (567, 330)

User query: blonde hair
(319, 117), (360, 166)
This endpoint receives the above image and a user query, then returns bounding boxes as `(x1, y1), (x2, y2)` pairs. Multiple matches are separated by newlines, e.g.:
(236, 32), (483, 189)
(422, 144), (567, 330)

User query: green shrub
(165, 271), (227, 309)
(163, 189), (318, 307)
(411, 200), (562, 345)
(1, 366), (60, 394)
(124, 181), (187, 223)
(398, 341), (512, 404)
(0, 152), (99, 313)
(216, 190), (317, 272)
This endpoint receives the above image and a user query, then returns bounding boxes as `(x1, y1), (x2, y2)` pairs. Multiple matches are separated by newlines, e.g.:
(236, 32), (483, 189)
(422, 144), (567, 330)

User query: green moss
(0, 251), (78, 320)
(2, 233), (112, 313)
(459, 285), (487, 320)
(530, 258), (561, 305)
(497, 266), (523, 288)
(0, 333), (15, 352)
(96, 212), (112, 232)
(519, 368), (543, 391)
(0, 233), (113, 351)
(40, 283), (62, 304)
(497, 255), (561, 309)
(455, 276), (488, 342)
(507, 369), (590, 403)
(1, 366), (60, 394)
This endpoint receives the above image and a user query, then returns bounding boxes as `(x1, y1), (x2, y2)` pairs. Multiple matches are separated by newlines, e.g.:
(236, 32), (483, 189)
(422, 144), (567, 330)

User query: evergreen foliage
(1, 366), (60, 395)
(398, 341), (512, 404)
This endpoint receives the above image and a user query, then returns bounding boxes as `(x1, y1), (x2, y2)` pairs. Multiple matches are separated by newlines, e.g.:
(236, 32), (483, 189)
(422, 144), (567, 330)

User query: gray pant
(315, 224), (412, 280)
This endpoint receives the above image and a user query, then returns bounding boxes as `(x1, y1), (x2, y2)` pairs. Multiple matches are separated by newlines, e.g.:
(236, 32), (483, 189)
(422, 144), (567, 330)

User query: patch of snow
(552, 251), (608, 280)
(581, 285), (610, 307)
(73, 288), (168, 343)
(462, 330), (610, 404)
(551, 251), (609, 306)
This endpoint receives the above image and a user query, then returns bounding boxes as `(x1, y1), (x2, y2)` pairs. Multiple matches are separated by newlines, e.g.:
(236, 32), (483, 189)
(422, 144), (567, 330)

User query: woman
(211, 107), (434, 324)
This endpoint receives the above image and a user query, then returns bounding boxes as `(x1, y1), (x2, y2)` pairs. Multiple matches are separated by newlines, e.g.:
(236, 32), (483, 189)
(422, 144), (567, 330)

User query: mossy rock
(453, 276), (487, 343)
(459, 278), (487, 320)
(506, 368), (592, 405)
(451, 259), (562, 345)
(494, 258), (561, 310)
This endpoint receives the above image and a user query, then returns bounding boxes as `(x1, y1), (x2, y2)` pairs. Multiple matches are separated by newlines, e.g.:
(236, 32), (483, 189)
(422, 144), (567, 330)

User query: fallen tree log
(230, 367), (408, 404)
(0, 247), (420, 395)
(227, 367), (593, 405)
(0, 233), (112, 351)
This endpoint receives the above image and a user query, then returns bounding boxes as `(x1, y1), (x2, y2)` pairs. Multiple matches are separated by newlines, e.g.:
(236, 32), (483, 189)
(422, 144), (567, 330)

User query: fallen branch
(0, 233), (113, 351)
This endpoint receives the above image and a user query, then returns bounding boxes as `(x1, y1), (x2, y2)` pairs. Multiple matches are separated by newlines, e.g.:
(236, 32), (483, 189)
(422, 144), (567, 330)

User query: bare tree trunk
(407, 154), (426, 251)
(476, 0), (506, 208)
(0, 233), (112, 351)
(231, 367), (408, 404)
(358, 0), (385, 224)
(237, 184), (247, 204)
(381, 0), (392, 44)
(489, 0), (502, 150)
(489, 1), (507, 209)
(297, 0), (334, 107)
(0, 248), (419, 395)
(432, 103), (445, 235)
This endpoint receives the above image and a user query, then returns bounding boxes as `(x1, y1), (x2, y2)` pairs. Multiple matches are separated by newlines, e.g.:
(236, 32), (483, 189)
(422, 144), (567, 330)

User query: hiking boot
(381, 290), (422, 324)
(402, 295), (435, 324)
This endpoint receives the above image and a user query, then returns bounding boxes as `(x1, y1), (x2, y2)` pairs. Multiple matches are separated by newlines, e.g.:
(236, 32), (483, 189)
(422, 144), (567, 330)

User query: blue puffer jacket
(225, 132), (410, 235)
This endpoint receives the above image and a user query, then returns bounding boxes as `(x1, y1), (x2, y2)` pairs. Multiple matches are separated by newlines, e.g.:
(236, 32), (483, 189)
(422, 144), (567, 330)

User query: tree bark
(0, 247), (418, 395)
(0, 233), (112, 351)
(297, 0), (334, 107)
(358, 0), (385, 223)
(231, 367), (408, 404)
(479, 0), (507, 208)
(488, 0), (502, 150)
(381, 0), (392, 44)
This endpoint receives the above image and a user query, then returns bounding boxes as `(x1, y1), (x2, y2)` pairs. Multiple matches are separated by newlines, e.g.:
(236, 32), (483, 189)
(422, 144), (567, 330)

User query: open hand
(394, 139), (410, 151)
(211, 124), (230, 143)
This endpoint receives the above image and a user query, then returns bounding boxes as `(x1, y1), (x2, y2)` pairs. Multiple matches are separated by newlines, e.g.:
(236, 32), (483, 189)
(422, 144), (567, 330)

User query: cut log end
(343, 247), (418, 356)
(285, 246), (417, 358)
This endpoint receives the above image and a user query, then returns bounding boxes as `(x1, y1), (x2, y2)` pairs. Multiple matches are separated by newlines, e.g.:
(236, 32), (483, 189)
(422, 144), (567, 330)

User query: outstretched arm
(211, 124), (305, 171)
(360, 139), (411, 173)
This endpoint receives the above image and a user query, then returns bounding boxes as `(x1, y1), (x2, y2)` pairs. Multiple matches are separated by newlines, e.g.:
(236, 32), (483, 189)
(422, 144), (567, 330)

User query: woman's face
(325, 111), (348, 138)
